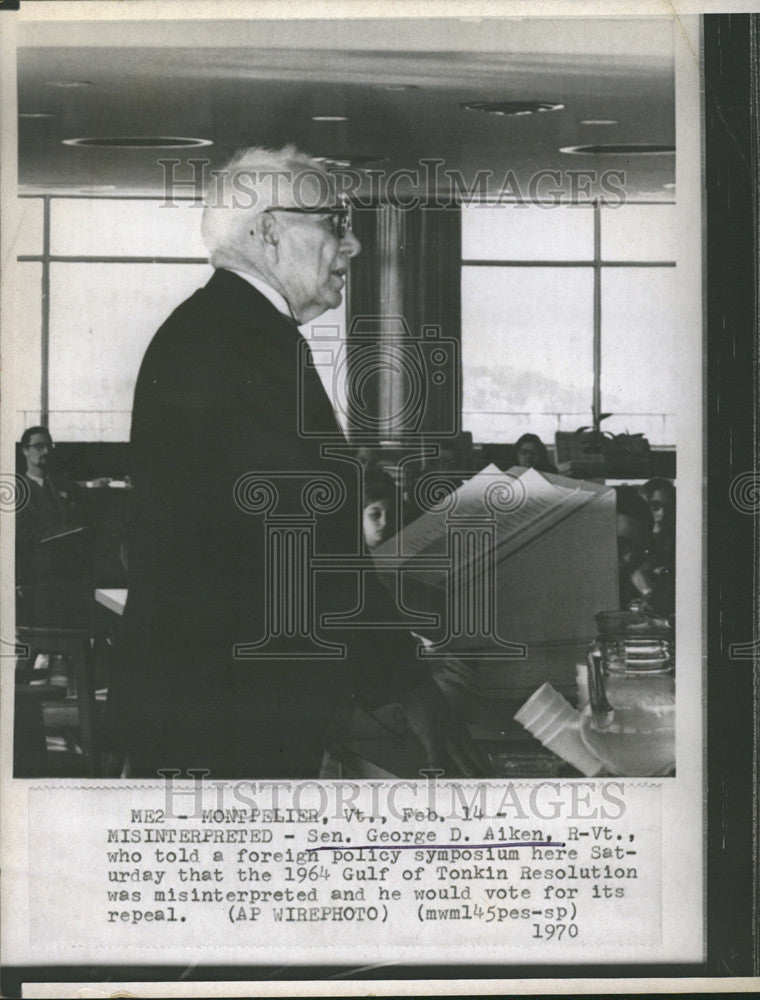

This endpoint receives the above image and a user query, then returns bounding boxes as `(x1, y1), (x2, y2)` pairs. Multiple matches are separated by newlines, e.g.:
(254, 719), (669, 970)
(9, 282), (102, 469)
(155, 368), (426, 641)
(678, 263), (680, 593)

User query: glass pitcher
(582, 607), (675, 776)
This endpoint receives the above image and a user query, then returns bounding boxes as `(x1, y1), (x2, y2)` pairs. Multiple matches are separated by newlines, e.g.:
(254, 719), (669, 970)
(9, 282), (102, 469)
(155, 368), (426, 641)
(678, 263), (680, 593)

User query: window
(49, 199), (208, 257)
(461, 265), (593, 445)
(461, 201), (677, 446)
(10, 263), (43, 439)
(16, 196), (213, 441)
(16, 195), (350, 442)
(600, 267), (679, 444)
(48, 262), (211, 440)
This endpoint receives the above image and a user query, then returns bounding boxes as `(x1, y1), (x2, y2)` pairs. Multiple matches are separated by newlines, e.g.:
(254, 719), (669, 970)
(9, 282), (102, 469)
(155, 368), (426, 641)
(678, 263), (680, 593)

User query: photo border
(0, 3), (758, 996)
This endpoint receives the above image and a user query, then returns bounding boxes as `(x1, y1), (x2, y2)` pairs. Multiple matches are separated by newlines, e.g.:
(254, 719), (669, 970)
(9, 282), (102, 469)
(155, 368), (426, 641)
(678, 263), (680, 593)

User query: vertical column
(448, 520), (497, 642)
(318, 444), (439, 630)
(416, 472), (527, 660)
(41, 195), (50, 426)
(377, 203), (408, 438)
(592, 198), (601, 430)
(233, 474), (346, 660)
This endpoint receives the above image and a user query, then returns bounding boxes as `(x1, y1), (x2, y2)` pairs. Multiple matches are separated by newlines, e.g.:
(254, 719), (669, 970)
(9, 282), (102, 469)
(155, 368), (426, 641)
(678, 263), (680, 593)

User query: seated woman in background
(362, 470), (399, 551)
(514, 433), (558, 474)
(639, 477), (676, 568)
(614, 485), (674, 616)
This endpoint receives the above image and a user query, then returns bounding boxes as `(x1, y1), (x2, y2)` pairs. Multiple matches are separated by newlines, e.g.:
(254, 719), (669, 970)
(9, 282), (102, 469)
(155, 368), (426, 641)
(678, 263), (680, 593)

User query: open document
(375, 465), (618, 699)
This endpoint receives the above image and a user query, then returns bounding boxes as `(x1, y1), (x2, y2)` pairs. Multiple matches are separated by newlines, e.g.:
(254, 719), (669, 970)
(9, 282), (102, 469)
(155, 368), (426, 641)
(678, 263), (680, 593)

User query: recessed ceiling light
(62, 136), (213, 148)
(463, 101), (564, 116)
(19, 112), (55, 119)
(580, 119), (619, 126)
(313, 154), (386, 169)
(374, 84), (419, 91)
(46, 80), (92, 88)
(662, 182), (676, 189)
(311, 116), (348, 122)
(560, 143), (675, 155)
(313, 157), (350, 169)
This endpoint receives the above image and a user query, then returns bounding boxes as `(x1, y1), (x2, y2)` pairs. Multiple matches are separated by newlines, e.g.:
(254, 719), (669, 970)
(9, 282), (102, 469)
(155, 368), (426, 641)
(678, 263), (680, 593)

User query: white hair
(200, 144), (335, 268)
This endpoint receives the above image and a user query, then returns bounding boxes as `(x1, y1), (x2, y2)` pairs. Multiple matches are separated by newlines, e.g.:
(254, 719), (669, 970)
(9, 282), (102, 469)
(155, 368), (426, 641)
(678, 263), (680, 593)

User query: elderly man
(108, 145), (479, 779)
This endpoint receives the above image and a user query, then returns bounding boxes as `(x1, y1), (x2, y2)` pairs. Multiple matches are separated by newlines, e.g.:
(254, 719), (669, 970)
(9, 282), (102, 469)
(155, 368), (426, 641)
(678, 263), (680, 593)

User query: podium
(375, 466), (619, 701)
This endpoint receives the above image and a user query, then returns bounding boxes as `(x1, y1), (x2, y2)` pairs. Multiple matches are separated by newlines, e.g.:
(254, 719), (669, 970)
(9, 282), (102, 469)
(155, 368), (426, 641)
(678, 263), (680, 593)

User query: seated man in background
(16, 426), (90, 628)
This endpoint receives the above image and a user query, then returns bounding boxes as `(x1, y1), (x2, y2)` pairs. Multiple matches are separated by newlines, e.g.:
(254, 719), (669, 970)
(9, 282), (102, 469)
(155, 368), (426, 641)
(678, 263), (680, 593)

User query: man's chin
(320, 291), (343, 315)
(299, 291), (343, 324)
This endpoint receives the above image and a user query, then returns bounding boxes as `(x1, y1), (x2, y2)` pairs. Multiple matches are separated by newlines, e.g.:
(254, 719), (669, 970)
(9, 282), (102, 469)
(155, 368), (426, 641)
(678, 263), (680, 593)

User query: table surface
(91, 585), (587, 778)
(329, 702), (575, 780)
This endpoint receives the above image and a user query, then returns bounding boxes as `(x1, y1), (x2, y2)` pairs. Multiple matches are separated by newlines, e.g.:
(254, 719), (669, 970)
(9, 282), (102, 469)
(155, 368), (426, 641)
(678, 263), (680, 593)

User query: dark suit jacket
(15, 473), (92, 628)
(108, 269), (426, 776)
(16, 473), (87, 585)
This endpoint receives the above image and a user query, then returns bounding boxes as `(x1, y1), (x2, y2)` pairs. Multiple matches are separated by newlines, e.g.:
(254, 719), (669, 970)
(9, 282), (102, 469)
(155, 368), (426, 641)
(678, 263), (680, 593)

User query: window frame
(460, 199), (677, 447)
(17, 194), (209, 432)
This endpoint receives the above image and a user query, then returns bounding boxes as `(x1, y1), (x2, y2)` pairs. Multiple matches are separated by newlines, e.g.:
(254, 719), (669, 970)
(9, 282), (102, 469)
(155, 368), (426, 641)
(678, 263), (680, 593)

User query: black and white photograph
(0, 1), (757, 995)
(10, 13), (680, 784)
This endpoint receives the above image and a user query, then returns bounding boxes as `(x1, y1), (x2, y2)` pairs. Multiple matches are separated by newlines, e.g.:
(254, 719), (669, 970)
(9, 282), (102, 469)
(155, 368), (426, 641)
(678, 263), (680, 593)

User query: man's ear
(251, 212), (279, 249)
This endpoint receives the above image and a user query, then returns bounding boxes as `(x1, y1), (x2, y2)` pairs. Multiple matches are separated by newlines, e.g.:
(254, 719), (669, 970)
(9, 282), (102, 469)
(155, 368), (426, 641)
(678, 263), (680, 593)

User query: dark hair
(514, 433), (555, 473)
(363, 470), (397, 508)
(614, 485), (654, 533)
(640, 477), (676, 508)
(20, 425), (52, 449)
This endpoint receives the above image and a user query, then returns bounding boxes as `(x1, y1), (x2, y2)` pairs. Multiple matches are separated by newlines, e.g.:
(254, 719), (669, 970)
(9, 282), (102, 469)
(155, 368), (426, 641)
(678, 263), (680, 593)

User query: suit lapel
(205, 269), (345, 440)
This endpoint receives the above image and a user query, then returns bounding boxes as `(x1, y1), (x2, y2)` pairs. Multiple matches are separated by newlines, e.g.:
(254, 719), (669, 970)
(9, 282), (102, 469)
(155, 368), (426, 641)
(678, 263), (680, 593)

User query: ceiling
(17, 16), (675, 200)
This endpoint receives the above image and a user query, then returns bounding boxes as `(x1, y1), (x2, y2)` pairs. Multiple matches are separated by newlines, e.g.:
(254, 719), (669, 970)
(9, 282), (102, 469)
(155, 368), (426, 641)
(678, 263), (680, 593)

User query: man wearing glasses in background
(16, 426), (90, 629)
(108, 145), (481, 780)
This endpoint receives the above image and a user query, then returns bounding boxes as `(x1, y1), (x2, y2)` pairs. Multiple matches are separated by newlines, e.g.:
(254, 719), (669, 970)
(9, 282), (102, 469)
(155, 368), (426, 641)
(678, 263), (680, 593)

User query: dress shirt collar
(26, 472), (45, 487)
(226, 269), (295, 322)
(217, 268), (346, 439)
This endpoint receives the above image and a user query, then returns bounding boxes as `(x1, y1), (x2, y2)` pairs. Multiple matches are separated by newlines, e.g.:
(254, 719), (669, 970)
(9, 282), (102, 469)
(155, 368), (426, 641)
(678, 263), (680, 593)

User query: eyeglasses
(264, 200), (352, 240)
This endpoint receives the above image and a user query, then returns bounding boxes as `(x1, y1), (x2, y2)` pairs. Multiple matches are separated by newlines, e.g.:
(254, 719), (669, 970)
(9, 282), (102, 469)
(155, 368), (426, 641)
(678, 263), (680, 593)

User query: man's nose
(341, 230), (361, 257)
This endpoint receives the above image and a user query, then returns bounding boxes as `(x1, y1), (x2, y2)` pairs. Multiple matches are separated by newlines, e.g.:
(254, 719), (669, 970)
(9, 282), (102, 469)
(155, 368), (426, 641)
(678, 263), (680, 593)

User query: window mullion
(592, 199), (602, 432)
